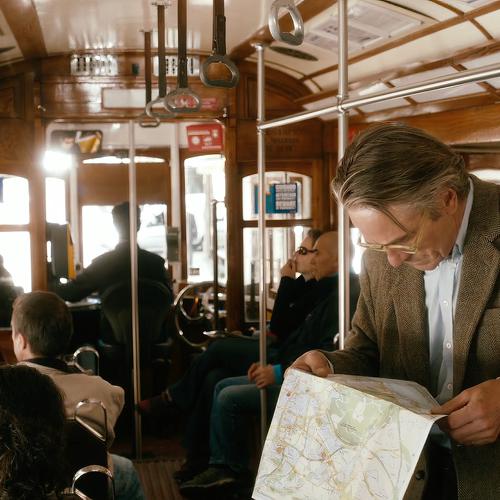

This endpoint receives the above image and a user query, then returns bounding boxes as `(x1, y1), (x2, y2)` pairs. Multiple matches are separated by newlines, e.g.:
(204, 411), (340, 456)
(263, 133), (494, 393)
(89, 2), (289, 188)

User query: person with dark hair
(12, 291), (145, 500)
(179, 231), (360, 493)
(51, 201), (173, 344)
(0, 255), (21, 327)
(138, 231), (337, 481)
(0, 364), (66, 499)
(291, 123), (500, 500)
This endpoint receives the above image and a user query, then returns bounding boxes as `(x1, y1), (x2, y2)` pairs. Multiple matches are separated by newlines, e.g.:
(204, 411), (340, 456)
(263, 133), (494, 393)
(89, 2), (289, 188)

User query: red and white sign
(186, 123), (223, 152)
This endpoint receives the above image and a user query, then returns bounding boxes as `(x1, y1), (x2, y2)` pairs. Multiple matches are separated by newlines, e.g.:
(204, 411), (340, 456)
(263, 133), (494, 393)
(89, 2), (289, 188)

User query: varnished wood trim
(230, 0), (337, 62)
(296, 38), (500, 106)
(300, 1), (500, 83)
(428, 0), (493, 40)
(0, 0), (47, 60)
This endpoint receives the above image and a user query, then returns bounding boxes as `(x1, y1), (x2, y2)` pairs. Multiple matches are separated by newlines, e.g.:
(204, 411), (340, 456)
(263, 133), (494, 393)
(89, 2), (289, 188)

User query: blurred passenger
(138, 231), (351, 482)
(0, 364), (66, 499)
(269, 228), (324, 341)
(179, 231), (360, 493)
(51, 201), (173, 344)
(0, 255), (21, 327)
(11, 291), (145, 500)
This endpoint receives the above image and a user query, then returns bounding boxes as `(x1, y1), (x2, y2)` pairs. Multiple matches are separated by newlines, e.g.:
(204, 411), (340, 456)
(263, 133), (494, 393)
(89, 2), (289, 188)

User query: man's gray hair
(332, 123), (469, 221)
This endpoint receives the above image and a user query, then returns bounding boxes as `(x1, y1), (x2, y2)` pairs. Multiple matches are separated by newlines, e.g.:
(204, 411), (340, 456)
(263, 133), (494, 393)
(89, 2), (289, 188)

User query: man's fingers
(288, 351), (332, 378)
(432, 391), (469, 415)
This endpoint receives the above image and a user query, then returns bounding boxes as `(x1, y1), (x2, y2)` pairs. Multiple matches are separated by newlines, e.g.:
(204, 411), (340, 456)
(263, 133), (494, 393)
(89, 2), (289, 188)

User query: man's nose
(386, 249), (410, 268)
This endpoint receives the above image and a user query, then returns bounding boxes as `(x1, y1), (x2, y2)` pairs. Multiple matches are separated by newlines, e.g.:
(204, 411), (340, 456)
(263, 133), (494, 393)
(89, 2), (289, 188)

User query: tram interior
(0, 0), (499, 498)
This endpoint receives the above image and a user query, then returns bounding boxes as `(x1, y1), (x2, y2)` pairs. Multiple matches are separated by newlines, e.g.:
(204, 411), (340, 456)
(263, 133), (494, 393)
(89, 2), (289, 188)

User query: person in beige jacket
(11, 291), (145, 500)
(291, 123), (500, 500)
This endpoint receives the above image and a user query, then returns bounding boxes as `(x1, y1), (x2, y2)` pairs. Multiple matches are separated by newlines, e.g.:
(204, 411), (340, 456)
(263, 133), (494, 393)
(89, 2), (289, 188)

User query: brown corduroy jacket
(323, 176), (500, 500)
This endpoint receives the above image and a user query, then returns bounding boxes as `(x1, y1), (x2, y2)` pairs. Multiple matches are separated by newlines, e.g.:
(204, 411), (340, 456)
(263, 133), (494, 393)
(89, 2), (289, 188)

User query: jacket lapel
(393, 266), (430, 389)
(454, 178), (500, 391)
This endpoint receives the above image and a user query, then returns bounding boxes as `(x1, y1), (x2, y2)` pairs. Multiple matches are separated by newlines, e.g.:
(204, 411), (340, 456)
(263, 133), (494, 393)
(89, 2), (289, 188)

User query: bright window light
(43, 151), (74, 174)
(82, 156), (165, 165)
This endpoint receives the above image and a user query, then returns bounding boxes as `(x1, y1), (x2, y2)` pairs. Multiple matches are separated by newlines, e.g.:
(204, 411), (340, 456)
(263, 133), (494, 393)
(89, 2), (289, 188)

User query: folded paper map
(254, 369), (445, 500)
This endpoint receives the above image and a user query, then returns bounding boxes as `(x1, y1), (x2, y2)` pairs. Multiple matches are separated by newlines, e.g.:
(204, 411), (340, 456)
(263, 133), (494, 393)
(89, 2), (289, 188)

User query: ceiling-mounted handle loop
(146, 96), (176, 119)
(200, 54), (240, 88)
(164, 87), (202, 113)
(138, 112), (161, 127)
(165, 0), (202, 113)
(199, 0), (240, 88)
(268, 0), (304, 46)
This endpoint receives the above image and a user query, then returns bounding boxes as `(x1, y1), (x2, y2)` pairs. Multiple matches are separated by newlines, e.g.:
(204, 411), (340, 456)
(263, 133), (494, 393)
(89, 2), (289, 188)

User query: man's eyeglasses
(357, 213), (427, 255)
(296, 246), (318, 256)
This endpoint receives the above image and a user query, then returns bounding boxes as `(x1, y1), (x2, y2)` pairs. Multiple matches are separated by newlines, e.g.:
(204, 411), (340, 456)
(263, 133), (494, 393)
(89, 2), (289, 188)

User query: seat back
(64, 414), (109, 500)
(100, 279), (173, 363)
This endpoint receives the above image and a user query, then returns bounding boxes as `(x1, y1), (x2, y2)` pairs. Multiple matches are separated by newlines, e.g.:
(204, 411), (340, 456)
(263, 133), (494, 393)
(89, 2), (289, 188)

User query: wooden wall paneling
(225, 120), (244, 331)
(77, 161), (171, 206)
(237, 119), (323, 162)
(465, 152), (500, 171)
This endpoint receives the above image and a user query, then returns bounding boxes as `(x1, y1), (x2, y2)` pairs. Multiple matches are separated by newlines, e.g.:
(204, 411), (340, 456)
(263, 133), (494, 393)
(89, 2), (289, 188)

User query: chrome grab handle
(200, 0), (240, 88)
(146, 96), (176, 119)
(71, 465), (115, 499)
(165, 0), (202, 113)
(268, 0), (304, 46)
(75, 399), (108, 444)
(200, 54), (240, 88)
(138, 112), (161, 128)
(164, 88), (202, 113)
(72, 345), (100, 375)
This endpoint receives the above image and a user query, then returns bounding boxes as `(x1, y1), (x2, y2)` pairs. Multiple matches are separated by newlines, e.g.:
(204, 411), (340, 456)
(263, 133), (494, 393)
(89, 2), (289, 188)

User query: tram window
(81, 204), (168, 267)
(45, 177), (67, 224)
(0, 232), (31, 292)
(184, 154), (226, 283)
(0, 175), (29, 225)
(242, 172), (312, 221)
(242, 226), (311, 322)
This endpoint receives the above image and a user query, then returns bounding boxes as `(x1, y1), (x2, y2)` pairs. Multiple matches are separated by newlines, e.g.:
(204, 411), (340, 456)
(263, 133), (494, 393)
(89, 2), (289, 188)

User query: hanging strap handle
(200, 0), (239, 88)
(139, 29), (160, 127)
(268, 0), (304, 46)
(164, 0), (201, 113)
(146, 2), (176, 119)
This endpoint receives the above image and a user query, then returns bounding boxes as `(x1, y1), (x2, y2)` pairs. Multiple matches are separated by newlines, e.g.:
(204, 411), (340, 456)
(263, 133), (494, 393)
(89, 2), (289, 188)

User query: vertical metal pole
(170, 123), (182, 288)
(255, 42), (268, 447)
(337, 0), (350, 350)
(211, 200), (219, 331)
(128, 120), (142, 458)
(69, 163), (81, 267)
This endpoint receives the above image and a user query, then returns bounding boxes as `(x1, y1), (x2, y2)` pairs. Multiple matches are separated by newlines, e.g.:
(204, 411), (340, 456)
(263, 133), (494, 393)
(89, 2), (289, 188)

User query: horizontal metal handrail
(258, 63), (500, 130)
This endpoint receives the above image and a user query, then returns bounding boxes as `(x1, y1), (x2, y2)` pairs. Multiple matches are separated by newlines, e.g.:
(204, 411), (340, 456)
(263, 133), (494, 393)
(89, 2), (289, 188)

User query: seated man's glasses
(357, 212), (427, 255)
(296, 246), (318, 256)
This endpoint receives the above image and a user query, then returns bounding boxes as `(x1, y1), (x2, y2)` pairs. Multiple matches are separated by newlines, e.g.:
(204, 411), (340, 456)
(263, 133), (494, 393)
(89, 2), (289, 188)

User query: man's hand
(287, 350), (333, 378)
(280, 259), (296, 279)
(247, 362), (259, 380)
(250, 364), (276, 388)
(431, 379), (500, 446)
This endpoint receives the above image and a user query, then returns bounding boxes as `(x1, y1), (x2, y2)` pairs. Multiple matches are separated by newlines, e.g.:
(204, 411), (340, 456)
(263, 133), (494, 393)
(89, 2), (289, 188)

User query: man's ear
(12, 329), (28, 351)
(441, 188), (459, 215)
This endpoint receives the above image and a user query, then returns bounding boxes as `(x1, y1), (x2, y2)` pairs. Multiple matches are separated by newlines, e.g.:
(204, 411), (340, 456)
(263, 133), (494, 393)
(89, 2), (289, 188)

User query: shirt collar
(452, 178), (474, 259)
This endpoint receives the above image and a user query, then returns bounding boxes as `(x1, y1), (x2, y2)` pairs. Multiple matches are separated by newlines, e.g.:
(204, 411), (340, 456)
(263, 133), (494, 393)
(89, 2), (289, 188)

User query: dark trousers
(423, 442), (458, 500)
(168, 338), (262, 464)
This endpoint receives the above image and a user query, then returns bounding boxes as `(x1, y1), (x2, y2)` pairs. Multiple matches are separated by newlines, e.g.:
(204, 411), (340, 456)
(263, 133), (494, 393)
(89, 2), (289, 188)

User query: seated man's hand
(280, 259), (296, 279)
(247, 362), (260, 381)
(432, 379), (500, 446)
(252, 364), (276, 389)
(287, 350), (333, 378)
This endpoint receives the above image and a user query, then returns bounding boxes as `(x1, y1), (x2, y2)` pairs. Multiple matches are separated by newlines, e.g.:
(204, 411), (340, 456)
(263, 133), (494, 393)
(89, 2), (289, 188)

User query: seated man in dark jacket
(51, 202), (173, 343)
(269, 228), (323, 342)
(178, 231), (360, 493)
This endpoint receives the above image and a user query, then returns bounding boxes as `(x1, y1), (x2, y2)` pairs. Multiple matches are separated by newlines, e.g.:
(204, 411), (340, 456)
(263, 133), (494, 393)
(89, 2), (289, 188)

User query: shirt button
(447, 383), (453, 391)
(446, 342), (452, 349)
(443, 300), (449, 306)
